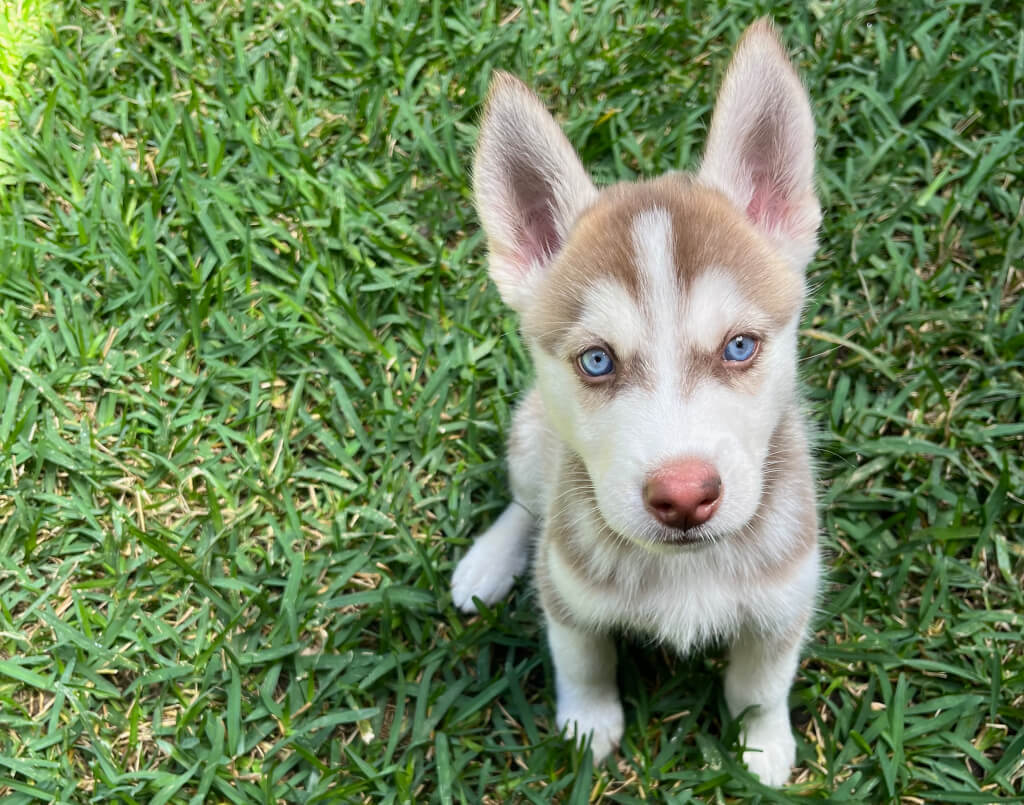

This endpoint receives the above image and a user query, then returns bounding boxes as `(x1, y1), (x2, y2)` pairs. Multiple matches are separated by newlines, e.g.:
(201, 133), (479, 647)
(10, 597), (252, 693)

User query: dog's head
(474, 20), (819, 549)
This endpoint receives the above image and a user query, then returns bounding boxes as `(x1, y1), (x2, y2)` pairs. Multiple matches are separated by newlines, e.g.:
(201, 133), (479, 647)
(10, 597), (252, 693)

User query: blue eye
(578, 347), (615, 377)
(723, 335), (758, 362)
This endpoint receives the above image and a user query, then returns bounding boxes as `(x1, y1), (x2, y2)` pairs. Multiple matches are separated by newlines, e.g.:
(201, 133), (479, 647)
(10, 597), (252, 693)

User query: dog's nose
(643, 459), (722, 531)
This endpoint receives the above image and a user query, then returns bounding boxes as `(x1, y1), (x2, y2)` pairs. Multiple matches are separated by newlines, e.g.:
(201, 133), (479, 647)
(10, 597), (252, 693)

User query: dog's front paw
(739, 720), (796, 787)
(557, 693), (624, 762)
(451, 504), (533, 612)
(452, 540), (517, 611)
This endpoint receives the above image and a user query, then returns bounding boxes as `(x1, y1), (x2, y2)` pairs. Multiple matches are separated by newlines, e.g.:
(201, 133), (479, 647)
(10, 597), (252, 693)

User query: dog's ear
(473, 72), (598, 312)
(698, 19), (820, 272)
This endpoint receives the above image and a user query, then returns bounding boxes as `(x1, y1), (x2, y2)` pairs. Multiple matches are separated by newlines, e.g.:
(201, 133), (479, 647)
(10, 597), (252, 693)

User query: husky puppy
(452, 19), (821, 786)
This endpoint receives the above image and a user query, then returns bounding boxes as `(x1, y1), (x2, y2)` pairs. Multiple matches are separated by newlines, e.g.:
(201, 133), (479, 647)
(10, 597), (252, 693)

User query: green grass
(0, 0), (1021, 801)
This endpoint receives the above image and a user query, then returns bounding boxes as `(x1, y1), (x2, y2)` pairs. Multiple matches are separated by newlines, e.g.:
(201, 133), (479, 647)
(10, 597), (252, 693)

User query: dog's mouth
(661, 529), (712, 547)
(617, 520), (718, 553)
(655, 525), (717, 550)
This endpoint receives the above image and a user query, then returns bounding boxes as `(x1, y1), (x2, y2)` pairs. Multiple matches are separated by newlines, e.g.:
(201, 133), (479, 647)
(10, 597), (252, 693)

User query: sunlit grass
(0, 0), (49, 124)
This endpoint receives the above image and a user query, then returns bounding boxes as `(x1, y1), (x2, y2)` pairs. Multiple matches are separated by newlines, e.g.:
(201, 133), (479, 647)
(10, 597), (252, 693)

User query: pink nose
(643, 459), (722, 531)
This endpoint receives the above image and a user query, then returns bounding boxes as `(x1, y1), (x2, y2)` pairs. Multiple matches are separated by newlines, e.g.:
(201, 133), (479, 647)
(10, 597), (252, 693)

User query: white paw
(451, 539), (519, 611)
(557, 694), (624, 761)
(451, 508), (531, 612)
(739, 721), (795, 786)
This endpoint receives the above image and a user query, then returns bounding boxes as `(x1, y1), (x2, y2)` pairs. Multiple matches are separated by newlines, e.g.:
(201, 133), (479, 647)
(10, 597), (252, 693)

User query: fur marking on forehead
(524, 177), (803, 354)
(630, 207), (676, 307)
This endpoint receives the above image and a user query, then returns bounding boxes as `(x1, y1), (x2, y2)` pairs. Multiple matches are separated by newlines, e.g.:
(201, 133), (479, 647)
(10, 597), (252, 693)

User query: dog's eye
(722, 334), (758, 363)
(578, 347), (615, 377)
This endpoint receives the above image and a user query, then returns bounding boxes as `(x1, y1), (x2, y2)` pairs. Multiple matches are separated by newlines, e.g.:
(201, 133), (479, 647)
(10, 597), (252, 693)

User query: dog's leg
(452, 390), (547, 611)
(724, 625), (804, 786)
(547, 615), (624, 761)
(451, 502), (533, 611)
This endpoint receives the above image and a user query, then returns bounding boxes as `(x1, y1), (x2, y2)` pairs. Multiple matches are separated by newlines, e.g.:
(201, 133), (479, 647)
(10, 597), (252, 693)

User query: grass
(0, 0), (1021, 801)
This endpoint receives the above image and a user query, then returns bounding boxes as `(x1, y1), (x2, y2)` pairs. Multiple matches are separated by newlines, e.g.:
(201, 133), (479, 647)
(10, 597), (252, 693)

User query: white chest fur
(538, 486), (819, 652)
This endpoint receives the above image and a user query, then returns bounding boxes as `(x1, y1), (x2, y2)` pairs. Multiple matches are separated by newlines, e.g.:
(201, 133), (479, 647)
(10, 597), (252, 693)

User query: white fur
(631, 207), (676, 302)
(684, 268), (775, 352)
(451, 503), (533, 610)
(579, 279), (648, 361)
(546, 615), (624, 760)
(454, 19), (821, 787)
(535, 269), (799, 550)
(452, 389), (552, 611)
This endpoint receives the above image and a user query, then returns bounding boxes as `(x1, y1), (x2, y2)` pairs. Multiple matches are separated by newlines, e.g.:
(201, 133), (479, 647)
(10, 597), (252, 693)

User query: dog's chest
(542, 536), (749, 650)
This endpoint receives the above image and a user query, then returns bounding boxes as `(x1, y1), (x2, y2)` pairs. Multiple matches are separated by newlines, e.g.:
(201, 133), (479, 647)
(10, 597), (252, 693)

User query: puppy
(452, 18), (820, 787)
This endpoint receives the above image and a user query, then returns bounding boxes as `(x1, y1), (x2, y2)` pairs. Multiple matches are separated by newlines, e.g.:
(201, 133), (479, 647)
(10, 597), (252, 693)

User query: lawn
(0, 0), (1021, 802)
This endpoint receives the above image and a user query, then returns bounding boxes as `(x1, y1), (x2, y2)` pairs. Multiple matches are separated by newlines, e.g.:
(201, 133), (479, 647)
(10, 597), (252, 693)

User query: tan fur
(525, 175), (803, 362)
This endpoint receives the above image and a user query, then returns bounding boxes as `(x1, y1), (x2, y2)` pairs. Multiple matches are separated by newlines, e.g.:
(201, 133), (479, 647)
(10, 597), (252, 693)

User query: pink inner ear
(746, 182), (790, 233)
(515, 199), (560, 269)
(744, 165), (796, 235)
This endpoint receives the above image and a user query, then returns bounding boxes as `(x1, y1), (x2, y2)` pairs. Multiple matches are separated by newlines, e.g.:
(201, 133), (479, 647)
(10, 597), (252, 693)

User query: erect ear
(698, 19), (821, 272)
(473, 72), (598, 312)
